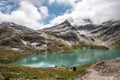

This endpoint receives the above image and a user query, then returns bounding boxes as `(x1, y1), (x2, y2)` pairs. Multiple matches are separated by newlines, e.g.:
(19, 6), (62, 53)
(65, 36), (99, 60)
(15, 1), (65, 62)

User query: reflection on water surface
(13, 49), (120, 68)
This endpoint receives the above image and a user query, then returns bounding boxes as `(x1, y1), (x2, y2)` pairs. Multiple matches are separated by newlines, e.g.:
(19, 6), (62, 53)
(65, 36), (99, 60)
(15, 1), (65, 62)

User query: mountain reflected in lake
(13, 49), (120, 68)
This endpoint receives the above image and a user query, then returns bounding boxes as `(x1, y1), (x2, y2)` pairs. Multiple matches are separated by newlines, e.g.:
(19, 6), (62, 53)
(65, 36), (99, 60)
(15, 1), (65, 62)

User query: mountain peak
(0, 22), (15, 27)
(39, 20), (74, 32)
(64, 20), (70, 23)
(60, 20), (71, 26)
(0, 22), (37, 34)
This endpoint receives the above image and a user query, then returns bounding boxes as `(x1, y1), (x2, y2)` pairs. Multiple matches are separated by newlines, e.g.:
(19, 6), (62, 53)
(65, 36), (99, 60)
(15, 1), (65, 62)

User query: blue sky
(0, 0), (120, 29)
(0, 0), (71, 23)
(42, 2), (72, 24)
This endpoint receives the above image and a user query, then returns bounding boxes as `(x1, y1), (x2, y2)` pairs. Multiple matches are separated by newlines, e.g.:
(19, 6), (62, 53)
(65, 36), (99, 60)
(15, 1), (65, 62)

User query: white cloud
(45, 0), (120, 28)
(39, 6), (49, 18)
(0, 2), (4, 6)
(0, 0), (49, 29)
(20, 1), (42, 20)
(0, 0), (120, 29)
(49, 0), (81, 6)
(8, 0), (43, 7)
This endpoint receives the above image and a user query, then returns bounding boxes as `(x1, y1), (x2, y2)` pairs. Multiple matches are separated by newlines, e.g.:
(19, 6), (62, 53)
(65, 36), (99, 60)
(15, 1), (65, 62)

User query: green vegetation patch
(111, 38), (120, 50)
(47, 39), (73, 54)
(0, 64), (92, 80)
(73, 41), (109, 49)
(0, 49), (26, 64)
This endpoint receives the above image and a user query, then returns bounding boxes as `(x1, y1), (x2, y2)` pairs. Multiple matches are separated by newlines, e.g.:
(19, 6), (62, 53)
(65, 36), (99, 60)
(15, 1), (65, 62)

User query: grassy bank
(72, 41), (109, 49)
(111, 37), (120, 49)
(0, 49), (93, 80)
(0, 64), (92, 80)
(0, 49), (26, 64)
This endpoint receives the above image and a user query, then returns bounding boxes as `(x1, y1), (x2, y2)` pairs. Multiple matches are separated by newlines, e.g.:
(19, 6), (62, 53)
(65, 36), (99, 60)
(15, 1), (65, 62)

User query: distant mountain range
(0, 20), (120, 54)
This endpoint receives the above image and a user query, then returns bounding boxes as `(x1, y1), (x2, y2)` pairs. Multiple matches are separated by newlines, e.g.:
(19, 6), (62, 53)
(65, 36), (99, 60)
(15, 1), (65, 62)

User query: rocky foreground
(75, 57), (120, 80)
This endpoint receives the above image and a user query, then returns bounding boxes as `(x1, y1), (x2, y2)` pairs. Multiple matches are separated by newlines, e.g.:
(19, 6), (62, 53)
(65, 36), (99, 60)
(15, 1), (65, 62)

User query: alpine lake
(12, 49), (120, 68)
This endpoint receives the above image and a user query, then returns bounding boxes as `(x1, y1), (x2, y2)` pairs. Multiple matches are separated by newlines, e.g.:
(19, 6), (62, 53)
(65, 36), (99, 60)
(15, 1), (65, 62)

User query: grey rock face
(0, 20), (120, 53)
(75, 57), (120, 80)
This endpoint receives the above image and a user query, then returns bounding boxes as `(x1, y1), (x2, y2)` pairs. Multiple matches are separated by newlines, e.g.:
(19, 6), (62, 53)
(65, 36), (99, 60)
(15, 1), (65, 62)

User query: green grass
(0, 48), (93, 80)
(0, 44), (94, 80)
(72, 41), (87, 49)
(0, 49), (26, 64)
(72, 41), (109, 49)
(111, 38), (120, 50)
(47, 39), (73, 54)
(0, 64), (92, 80)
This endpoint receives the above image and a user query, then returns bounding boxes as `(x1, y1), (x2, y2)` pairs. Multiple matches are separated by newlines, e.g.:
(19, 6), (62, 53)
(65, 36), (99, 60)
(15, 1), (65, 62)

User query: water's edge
(12, 49), (120, 68)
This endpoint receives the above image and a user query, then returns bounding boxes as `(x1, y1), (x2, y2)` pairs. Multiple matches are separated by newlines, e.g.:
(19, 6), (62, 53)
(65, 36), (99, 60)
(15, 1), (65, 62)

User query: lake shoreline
(0, 49), (120, 80)
(75, 57), (120, 80)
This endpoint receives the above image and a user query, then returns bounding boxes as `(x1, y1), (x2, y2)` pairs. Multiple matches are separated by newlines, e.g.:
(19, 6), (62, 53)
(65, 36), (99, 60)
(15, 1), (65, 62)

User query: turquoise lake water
(13, 49), (120, 68)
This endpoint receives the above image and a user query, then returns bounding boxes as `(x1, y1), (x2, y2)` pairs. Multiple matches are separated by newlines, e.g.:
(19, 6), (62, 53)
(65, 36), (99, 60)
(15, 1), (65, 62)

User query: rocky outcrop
(0, 22), (44, 54)
(75, 57), (120, 80)
(0, 20), (120, 54)
(91, 20), (120, 48)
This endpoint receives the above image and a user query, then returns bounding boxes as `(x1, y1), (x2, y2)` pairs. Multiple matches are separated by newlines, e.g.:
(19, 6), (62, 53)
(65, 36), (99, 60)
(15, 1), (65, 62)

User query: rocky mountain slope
(0, 20), (120, 54)
(75, 57), (120, 80)
(0, 22), (45, 54)
(91, 20), (120, 49)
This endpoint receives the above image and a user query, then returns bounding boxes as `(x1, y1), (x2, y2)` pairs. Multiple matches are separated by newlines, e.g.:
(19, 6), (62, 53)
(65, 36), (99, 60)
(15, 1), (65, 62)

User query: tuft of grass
(111, 38), (120, 50)
(0, 49), (26, 64)
(0, 64), (92, 80)
(72, 41), (87, 49)
(47, 39), (73, 54)
(72, 41), (109, 49)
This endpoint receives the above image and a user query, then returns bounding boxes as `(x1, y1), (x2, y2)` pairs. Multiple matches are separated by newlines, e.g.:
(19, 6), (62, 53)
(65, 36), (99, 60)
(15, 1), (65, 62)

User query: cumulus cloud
(0, 0), (120, 29)
(45, 0), (120, 28)
(0, 0), (49, 29)
(39, 6), (49, 18)
(49, 0), (81, 6)
(0, 2), (4, 6)
(8, 0), (43, 7)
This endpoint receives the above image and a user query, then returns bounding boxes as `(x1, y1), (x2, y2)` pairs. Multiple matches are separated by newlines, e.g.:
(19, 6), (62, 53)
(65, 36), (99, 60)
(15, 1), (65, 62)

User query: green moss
(111, 38), (120, 50)
(0, 64), (92, 80)
(0, 49), (26, 64)
(47, 40), (73, 54)
(88, 45), (109, 49)
(72, 41), (87, 49)
(72, 41), (109, 49)
(21, 44), (45, 54)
